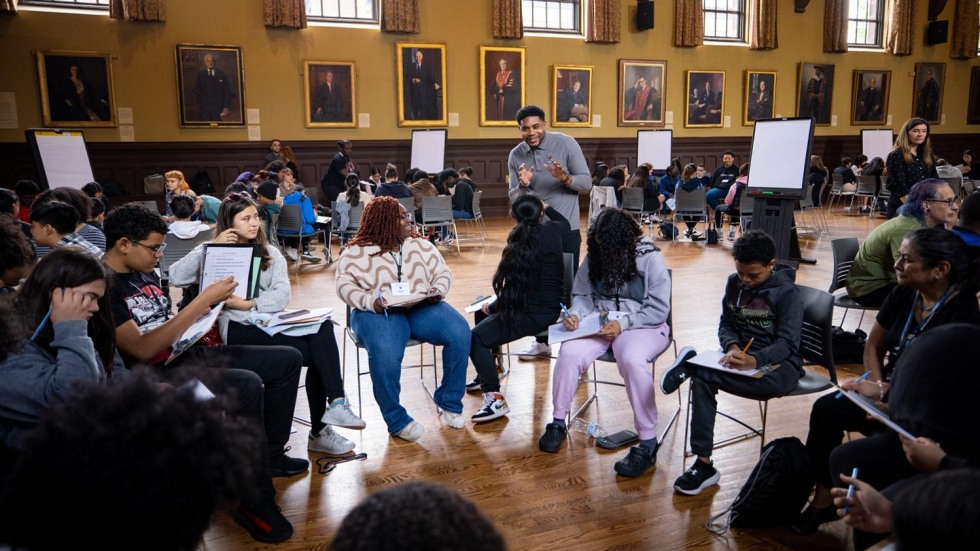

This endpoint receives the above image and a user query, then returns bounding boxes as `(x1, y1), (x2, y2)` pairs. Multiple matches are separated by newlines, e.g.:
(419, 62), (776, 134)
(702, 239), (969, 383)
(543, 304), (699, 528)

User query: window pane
(523, 0), (580, 33)
(702, 0), (744, 41)
(20, 0), (109, 8)
(847, 0), (883, 46)
(306, 0), (378, 23)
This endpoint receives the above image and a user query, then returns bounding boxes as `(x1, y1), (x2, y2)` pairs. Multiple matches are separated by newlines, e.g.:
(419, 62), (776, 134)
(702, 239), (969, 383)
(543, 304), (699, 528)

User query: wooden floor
(201, 204), (881, 551)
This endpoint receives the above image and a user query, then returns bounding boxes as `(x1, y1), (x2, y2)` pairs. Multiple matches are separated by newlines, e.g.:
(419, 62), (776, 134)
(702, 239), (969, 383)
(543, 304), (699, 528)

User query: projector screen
(636, 130), (672, 171)
(746, 118), (814, 198)
(25, 129), (94, 190)
(861, 129), (894, 163)
(410, 129), (447, 174)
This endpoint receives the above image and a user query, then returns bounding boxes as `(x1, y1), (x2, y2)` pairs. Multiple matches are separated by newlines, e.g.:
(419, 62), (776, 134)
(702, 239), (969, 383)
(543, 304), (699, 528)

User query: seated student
(626, 164), (662, 217)
(451, 170), (476, 220)
(408, 175), (443, 242)
(29, 201), (103, 259)
(706, 151), (739, 212)
(714, 162), (750, 240)
(598, 164), (627, 207)
(163, 170), (199, 222)
(435, 168), (457, 197)
(13, 180), (39, 223)
(0, 221), (35, 295)
(846, 179), (957, 307)
(675, 163), (706, 240)
(0, 373), (261, 551)
(32, 187), (106, 251)
(254, 182), (281, 242)
(81, 181), (110, 213)
(835, 156), (858, 192)
(852, 154), (868, 176)
(691, 163), (712, 189)
(656, 163), (680, 217)
(279, 184), (322, 263)
(87, 198), (106, 233)
(539, 209), (671, 479)
(329, 482), (506, 551)
(336, 197), (469, 441)
(335, 174), (370, 242)
(794, 227), (980, 534)
(951, 191), (980, 246)
(101, 203), (304, 543)
(0, 188), (31, 239)
(374, 163), (413, 199)
(167, 195), (211, 239)
(661, 230), (804, 495)
(170, 193), (364, 454)
(808, 155), (829, 206)
(466, 194), (569, 422)
(458, 166), (478, 190)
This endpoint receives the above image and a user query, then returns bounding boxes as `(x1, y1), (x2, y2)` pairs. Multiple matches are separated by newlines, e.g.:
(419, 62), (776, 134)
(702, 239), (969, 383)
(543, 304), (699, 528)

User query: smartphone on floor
(596, 429), (639, 450)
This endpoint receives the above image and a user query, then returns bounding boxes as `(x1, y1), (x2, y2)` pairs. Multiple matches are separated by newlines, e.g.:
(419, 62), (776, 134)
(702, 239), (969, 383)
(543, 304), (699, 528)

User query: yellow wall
(0, 0), (976, 143)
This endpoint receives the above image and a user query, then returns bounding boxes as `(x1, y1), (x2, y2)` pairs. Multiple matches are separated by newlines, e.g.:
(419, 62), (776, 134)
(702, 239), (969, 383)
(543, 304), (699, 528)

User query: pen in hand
(559, 302), (572, 319)
(378, 289), (389, 320)
(843, 467), (859, 514)
(836, 371), (871, 399)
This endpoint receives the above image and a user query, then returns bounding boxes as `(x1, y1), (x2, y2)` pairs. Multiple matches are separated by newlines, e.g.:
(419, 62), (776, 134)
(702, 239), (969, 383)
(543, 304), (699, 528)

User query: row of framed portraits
(34, 44), (974, 130)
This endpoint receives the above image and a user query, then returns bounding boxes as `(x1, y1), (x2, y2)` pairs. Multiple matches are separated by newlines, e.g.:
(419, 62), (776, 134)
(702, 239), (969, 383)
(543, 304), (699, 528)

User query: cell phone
(596, 429), (639, 450)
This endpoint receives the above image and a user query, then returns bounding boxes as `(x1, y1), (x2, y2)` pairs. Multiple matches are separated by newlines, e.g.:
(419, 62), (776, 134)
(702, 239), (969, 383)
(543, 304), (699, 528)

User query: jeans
(227, 321), (345, 435)
(452, 209), (474, 220)
(688, 361), (800, 458)
(705, 187), (728, 211)
(551, 326), (670, 441)
(471, 309), (556, 393)
(350, 301), (470, 434)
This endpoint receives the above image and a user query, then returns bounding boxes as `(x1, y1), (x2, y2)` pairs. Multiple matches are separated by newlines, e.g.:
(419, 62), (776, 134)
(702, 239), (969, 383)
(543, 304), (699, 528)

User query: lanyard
(897, 285), (954, 355)
(389, 249), (403, 282)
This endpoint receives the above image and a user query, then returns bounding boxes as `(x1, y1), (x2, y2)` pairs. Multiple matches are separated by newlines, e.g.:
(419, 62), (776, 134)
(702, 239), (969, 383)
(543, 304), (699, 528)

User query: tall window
(19, 0), (108, 8)
(522, 0), (582, 34)
(848, 0), (885, 47)
(306, 0), (378, 25)
(703, 0), (746, 42)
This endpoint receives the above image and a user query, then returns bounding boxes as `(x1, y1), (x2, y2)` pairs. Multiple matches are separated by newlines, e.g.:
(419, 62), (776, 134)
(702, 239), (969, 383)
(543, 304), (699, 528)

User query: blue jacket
(281, 191), (316, 234)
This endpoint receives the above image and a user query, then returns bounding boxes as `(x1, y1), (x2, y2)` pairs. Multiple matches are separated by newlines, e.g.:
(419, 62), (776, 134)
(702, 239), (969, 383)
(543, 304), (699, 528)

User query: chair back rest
(421, 195), (453, 224)
(800, 183), (815, 209)
(160, 230), (212, 278)
(140, 200), (160, 213)
(621, 187), (644, 212)
(471, 190), (483, 218)
(941, 177), (962, 198)
(277, 203), (304, 234)
(305, 187), (320, 206)
(396, 196), (416, 223)
(562, 252), (576, 307)
(347, 202), (365, 231)
(876, 184), (891, 198)
(738, 188), (754, 213)
(267, 212), (280, 246)
(798, 284), (837, 384)
(828, 237), (860, 293)
(674, 188), (706, 213)
(855, 175), (878, 195)
(830, 172), (844, 191)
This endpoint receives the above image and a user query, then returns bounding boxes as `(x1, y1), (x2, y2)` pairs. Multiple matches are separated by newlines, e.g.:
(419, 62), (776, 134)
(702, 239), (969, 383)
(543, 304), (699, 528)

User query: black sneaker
(234, 499), (294, 543)
(791, 503), (839, 534)
(268, 451), (309, 478)
(614, 443), (658, 477)
(660, 347), (696, 394)
(673, 459), (720, 495)
(465, 377), (482, 392)
(538, 422), (567, 453)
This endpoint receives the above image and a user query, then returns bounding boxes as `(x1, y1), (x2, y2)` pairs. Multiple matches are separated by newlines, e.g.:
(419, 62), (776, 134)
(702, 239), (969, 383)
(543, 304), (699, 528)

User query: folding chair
(672, 188), (707, 241)
(397, 196), (417, 225)
(421, 196), (459, 254)
(454, 190), (487, 247)
(159, 231), (211, 298)
(828, 237), (879, 329)
(327, 200), (364, 261)
(275, 203), (326, 270)
(854, 175), (879, 216)
(826, 173), (854, 212)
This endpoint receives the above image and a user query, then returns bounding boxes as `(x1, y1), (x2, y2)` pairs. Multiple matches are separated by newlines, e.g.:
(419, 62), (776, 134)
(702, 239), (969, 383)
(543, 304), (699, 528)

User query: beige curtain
(673, 0), (703, 47)
(885, 0), (916, 56)
(586, 0), (620, 43)
(263, 0), (306, 29)
(750, 0), (778, 50)
(492, 0), (522, 39)
(109, 0), (166, 21)
(381, 0), (420, 33)
(949, 0), (979, 59)
(823, 0), (847, 52)
(0, 0), (16, 14)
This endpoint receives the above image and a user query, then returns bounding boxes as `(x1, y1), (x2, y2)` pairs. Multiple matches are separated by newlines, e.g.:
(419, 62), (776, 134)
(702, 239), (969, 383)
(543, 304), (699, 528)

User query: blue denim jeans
(350, 301), (469, 434)
(452, 209), (474, 220)
(705, 187), (728, 212)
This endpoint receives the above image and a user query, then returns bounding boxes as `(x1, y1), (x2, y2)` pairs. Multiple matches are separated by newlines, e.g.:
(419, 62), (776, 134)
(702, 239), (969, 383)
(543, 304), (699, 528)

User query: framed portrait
(618, 59), (666, 127)
(797, 62), (835, 125)
(304, 61), (356, 128)
(850, 70), (890, 125)
(35, 50), (116, 128)
(397, 43), (447, 127)
(743, 70), (776, 125)
(552, 65), (593, 128)
(479, 47), (525, 127)
(685, 70), (725, 128)
(175, 44), (245, 128)
(968, 67), (980, 125)
(912, 62), (945, 124)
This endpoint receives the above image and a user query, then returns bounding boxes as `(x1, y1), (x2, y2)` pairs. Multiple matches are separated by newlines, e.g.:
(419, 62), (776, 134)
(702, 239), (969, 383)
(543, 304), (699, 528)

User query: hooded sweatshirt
(168, 220), (211, 239)
(718, 265), (803, 374)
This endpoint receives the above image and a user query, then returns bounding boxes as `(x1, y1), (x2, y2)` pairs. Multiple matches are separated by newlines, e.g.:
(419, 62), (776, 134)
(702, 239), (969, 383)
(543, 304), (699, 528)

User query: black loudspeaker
(636, 1), (654, 31)
(927, 20), (948, 45)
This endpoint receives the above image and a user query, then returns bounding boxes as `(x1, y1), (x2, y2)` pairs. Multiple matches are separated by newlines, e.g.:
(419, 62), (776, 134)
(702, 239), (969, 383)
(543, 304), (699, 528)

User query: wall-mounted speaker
(636, 1), (654, 32)
(927, 20), (948, 45)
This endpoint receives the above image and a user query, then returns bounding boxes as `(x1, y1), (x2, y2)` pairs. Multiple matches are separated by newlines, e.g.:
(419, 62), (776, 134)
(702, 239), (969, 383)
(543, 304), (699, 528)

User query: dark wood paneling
(2, 133), (975, 215)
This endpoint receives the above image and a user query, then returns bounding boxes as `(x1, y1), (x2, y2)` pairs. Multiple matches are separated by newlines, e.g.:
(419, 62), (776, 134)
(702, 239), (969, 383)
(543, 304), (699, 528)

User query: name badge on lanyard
(389, 250), (410, 296)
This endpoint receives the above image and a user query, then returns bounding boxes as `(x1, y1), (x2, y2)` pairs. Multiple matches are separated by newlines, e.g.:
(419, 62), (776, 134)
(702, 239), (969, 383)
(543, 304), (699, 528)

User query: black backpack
(832, 327), (867, 364)
(659, 222), (678, 240)
(707, 437), (814, 532)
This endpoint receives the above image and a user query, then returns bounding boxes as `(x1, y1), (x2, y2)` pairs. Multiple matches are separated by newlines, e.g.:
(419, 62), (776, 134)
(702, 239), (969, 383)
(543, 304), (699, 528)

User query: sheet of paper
(465, 294), (496, 313)
(547, 311), (627, 345)
(837, 388), (916, 440)
(201, 245), (256, 299)
(688, 349), (763, 378)
(165, 302), (224, 364)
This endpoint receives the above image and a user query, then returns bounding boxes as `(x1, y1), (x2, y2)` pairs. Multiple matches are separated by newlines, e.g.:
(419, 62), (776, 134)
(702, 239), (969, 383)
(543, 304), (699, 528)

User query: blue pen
(843, 467), (859, 514)
(559, 302), (572, 319)
(836, 371), (871, 399)
(378, 289), (389, 320)
(31, 307), (53, 341)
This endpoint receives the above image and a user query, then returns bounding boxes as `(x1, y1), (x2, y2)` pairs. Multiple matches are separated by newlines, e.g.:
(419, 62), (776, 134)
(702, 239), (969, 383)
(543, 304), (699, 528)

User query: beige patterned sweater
(336, 237), (453, 312)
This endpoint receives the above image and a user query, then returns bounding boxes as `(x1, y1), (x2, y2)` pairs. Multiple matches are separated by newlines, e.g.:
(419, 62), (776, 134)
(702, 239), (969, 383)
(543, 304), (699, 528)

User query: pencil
(740, 338), (754, 354)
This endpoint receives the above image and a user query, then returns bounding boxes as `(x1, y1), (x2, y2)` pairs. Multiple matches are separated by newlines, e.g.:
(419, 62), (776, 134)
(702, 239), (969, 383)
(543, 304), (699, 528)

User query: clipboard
(836, 386), (916, 440)
(687, 349), (765, 378)
(199, 244), (263, 300)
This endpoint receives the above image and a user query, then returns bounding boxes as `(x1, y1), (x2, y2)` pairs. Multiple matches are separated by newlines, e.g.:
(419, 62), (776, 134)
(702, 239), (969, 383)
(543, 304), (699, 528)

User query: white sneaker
(396, 420), (425, 441)
(471, 392), (510, 423)
(283, 247), (298, 261)
(517, 341), (552, 361)
(439, 409), (466, 429)
(308, 426), (355, 454)
(321, 398), (366, 429)
(727, 227), (737, 240)
(301, 249), (321, 263)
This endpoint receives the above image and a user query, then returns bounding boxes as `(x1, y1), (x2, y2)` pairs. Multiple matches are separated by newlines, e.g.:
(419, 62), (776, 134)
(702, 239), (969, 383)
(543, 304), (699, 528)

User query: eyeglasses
(134, 241), (167, 255)
(401, 213), (413, 221)
(924, 198), (959, 207)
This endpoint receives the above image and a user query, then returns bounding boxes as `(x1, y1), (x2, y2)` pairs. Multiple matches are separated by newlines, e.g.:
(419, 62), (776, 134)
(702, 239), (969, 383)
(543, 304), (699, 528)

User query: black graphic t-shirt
(110, 270), (172, 365)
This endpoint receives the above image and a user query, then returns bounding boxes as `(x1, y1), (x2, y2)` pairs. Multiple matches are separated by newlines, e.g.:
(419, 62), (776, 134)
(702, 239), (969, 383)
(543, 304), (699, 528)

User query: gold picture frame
(850, 69), (890, 126)
(479, 46), (525, 127)
(685, 70), (725, 128)
(175, 44), (246, 128)
(618, 59), (666, 127)
(552, 65), (593, 128)
(36, 50), (117, 128)
(912, 62), (944, 125)
(797, 62), (835, 126)
(397, 43), (448, 127)
(743, 70), (776, 125)
(304, 61), (356, 128)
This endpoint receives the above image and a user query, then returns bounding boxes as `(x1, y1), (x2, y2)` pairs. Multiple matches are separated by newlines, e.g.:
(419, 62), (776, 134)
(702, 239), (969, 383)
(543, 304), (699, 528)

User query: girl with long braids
(336, 197), (469, 441)
(466, 194), (569, 423)
(538, 208), (671, 479)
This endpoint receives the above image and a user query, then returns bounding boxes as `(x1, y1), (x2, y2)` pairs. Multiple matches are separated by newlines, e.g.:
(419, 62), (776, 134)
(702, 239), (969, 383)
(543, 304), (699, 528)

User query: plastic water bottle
(571, 418), (608, 438)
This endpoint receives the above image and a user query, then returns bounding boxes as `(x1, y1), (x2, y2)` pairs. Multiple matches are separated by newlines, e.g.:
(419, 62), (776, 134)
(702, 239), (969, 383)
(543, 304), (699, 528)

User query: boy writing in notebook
(660, 230), (804, 495)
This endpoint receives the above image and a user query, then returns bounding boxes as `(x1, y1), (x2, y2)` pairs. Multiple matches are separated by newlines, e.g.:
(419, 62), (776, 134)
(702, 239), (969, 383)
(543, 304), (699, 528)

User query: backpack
(188, 170), (215, 195)
(832, 327), (867, 364)
(706, 224), (719, 245)
(707, 437), (813, 533)
(659, 222), (678, 240)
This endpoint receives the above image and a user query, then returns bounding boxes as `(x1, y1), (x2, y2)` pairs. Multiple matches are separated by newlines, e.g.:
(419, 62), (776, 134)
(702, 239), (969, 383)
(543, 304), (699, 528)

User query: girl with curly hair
(465, 194), (569, 422)
(538, 208), (671, 479)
